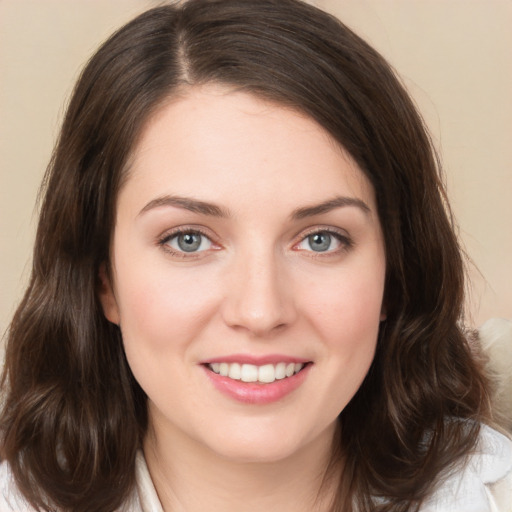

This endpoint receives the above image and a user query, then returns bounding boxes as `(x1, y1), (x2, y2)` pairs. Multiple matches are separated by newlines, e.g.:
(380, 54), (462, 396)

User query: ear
(380, 302), (387, 322)
(98, 263), (120, 325)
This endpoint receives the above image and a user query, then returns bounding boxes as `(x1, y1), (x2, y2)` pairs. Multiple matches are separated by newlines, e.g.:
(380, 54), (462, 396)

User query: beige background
(1, 0), (511, 340)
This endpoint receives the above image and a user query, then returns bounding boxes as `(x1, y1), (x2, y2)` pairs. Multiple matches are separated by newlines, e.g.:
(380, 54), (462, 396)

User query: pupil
(309, 232), (331, 252)
(178, 233), (201, 252)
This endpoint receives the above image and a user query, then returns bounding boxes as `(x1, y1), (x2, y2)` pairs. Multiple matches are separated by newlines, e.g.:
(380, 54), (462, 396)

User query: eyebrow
(138, 194), (370, 219)
(290, 196), (370, 220)
(138, 195), (230, 218)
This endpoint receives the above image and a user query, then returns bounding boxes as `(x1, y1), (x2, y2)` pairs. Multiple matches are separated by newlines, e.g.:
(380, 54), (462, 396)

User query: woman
(1, 1), (510, 511)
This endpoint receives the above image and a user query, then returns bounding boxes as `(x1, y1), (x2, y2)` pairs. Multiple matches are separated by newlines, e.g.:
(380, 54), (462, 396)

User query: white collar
(419, 424), (512, 511)
(129, 424), (512, 512)
(130, 451), (164, 512)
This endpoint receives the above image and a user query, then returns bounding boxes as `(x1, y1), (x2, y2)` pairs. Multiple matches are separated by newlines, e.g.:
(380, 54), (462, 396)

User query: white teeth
(258, 364), (275, 383)
(228, 362), (241, 380)
(219, 362), (229, 377)
(208, 361), (305, 383)
(240, 364), (259, 382)
(275, 362), (286, 380)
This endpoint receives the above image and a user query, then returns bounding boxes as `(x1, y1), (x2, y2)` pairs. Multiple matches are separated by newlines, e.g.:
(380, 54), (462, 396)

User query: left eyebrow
(290, 196), (371, 220)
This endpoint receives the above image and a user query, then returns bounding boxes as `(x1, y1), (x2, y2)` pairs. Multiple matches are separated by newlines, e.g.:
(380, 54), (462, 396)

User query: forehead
(120, 85), (376, 216)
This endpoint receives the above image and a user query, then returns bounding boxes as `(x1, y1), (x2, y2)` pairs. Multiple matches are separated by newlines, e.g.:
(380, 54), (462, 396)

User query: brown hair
(0, 1), (491, 511)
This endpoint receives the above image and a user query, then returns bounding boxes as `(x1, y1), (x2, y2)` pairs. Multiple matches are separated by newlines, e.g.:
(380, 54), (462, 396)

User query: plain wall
(1, 0), (511, 339)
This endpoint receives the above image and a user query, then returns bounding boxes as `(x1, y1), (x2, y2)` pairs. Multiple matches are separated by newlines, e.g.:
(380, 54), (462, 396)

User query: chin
(200, 418), (335, 465)
(217, 439), (297, 463)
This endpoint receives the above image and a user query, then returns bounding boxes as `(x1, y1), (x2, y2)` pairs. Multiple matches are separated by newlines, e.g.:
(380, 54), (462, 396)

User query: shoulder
(420, 424), (512, 512)
(0, 461), (37, 512)
(0, 460), (146, 512)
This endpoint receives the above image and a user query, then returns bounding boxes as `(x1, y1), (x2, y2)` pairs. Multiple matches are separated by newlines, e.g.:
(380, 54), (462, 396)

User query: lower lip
(203, 364), (311, 404)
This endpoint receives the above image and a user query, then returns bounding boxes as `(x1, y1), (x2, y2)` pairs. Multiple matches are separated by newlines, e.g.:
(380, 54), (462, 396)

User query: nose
(221, 249), (297, 337)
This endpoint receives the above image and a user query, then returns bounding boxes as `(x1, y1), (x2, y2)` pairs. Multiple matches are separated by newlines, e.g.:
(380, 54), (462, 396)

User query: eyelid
(155, 224), (352, 258)
(157, 225), (221, 258)
(292, 226), (353, 254)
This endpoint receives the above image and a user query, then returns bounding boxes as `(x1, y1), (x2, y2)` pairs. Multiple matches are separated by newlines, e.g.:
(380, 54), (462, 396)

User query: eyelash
(157, 226), (353, 258)
(157, 227), (218, 259)
(293, 227), (353, 256)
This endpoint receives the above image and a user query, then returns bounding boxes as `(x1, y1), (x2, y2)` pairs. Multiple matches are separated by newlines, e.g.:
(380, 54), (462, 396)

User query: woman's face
(100, 85), (386, 463)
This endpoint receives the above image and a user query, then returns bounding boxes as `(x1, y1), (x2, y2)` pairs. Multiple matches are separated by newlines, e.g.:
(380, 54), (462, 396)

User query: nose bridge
(222, 241), (295, 335)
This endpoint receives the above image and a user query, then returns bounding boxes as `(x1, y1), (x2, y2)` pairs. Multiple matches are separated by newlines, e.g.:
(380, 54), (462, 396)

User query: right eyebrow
(138, 195), (231, 218)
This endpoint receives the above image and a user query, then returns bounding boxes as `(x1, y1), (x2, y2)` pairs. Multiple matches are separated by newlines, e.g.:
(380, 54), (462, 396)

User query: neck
(143, 419), (341, 512)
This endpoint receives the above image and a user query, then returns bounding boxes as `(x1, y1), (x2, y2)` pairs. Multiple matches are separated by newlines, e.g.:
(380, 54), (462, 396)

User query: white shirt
(1, 424), (511, 512)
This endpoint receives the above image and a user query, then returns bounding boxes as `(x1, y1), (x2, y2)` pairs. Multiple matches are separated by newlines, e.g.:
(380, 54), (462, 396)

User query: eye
(295, 230), (351, 253)
(161, 230), (213, 254)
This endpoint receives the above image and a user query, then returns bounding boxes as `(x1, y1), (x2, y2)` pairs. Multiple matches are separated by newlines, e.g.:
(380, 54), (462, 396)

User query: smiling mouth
(206, 362), (308, 384)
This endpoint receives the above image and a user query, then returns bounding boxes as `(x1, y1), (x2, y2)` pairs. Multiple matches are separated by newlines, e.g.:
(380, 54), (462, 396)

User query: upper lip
(200, 354), (311, 365)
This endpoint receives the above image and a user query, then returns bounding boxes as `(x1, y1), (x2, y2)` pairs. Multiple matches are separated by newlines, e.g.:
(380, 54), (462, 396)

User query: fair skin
(100, 85), (386, 511)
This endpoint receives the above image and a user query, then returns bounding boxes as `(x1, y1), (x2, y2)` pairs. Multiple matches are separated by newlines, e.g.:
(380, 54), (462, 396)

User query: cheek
(113, 262), (222, 407)
(305, 266), (385, 337)
(113, 258), (221, 353)
(299, 259), (385, 397)
(289, 265), (385, 427)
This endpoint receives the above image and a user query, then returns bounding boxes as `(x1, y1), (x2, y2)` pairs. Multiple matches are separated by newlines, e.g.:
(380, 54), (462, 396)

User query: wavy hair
(1, 1), (490, 510)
